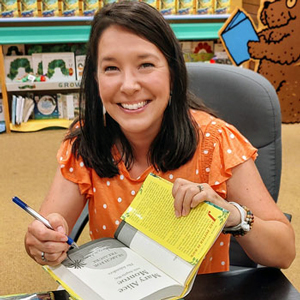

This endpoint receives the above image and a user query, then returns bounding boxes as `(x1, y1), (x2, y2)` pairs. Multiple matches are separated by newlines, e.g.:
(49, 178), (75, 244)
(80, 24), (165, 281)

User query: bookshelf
(0, 15), (229, 133)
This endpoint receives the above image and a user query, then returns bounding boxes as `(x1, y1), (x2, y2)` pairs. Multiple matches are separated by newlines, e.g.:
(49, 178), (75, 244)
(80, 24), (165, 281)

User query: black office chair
(187, 62), (284, 268)
(70, 62), (285, 268)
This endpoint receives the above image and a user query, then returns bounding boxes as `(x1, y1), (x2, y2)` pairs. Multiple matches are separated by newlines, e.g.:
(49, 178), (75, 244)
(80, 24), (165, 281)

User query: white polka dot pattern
(56, 111), (257, 275)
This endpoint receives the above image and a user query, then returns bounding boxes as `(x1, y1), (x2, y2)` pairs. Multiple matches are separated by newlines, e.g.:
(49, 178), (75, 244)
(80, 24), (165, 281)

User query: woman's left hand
(172, 178), (240, 226)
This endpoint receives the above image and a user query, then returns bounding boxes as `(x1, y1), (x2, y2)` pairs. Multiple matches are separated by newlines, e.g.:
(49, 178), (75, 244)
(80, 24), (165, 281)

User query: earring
(168, 93), (172, 106)
(103, 104), (106, 127)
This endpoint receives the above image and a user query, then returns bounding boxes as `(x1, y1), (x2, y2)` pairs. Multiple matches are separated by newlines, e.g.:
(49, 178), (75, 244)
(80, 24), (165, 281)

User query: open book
(44, 174), (229, 300)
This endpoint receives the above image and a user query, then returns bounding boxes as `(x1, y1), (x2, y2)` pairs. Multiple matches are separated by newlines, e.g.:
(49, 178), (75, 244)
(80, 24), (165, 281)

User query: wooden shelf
(10, 118), (72, 132)
(6, 81), (81, 92)
(0, 26), (90, 44)
(0, 15), (227, 44)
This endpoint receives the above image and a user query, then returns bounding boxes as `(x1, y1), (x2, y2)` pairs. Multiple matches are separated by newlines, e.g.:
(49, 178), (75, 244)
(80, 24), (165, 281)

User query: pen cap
(12, 196), (27, 209)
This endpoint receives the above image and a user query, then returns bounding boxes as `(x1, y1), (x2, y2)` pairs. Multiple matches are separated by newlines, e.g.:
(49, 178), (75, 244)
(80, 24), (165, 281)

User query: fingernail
(61, 236), (68, 242)
(57, 226), (65, 233)
(175, 210), (180, 218)
(182, 209), (187, 216)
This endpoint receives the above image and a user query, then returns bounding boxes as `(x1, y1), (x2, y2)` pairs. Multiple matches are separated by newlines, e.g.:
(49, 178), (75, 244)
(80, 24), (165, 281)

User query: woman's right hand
(25, 213), (71, 266)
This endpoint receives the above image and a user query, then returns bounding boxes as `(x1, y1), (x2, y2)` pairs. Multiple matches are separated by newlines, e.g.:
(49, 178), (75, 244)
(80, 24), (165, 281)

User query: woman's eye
(105, 66), (118, 72)
(140, 63), (154, 69)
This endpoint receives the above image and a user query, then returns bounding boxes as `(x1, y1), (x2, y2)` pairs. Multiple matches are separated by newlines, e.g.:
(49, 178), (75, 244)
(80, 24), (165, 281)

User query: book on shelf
(22, 97), (35, 123)
(11, 95), (35, 125)
(44, 173), (230, 300)
(16, 95), (24, 125)
(57, 93), (78, 120)
(34, 95), (59, 120)
(0, 98), (5, 133)
(11, 95), (17, 126)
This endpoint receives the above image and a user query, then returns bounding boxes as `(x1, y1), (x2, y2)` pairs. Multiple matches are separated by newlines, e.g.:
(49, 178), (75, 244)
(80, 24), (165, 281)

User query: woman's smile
(118, 100), (149, 111)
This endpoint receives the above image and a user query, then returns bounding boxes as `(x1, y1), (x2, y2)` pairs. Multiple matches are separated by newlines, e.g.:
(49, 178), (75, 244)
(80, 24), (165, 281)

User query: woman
(25, 1), (295, 273)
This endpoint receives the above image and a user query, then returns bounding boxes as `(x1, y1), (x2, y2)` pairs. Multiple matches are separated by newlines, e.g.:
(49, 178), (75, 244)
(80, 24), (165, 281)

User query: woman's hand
(172, 178), (240, 227)
(25, 213), (70, 266)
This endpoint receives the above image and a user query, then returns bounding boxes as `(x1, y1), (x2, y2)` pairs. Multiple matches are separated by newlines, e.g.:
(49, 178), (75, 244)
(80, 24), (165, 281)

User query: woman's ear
(94, 72), (98, 83)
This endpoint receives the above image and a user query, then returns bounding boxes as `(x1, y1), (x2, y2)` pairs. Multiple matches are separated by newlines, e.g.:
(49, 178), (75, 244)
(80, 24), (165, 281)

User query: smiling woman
(97, 25), (171, 142)
(24, 0), (295, 284)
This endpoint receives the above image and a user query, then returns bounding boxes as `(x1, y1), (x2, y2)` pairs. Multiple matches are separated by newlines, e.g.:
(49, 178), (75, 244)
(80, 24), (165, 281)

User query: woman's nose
(120, 70), (141, 95)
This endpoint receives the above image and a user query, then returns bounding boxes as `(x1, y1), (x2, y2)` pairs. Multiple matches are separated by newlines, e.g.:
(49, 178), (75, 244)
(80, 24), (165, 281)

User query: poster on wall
(219, 2), (300, 124)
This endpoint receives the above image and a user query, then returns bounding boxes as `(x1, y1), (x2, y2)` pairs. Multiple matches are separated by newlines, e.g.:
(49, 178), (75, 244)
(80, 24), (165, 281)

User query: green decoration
(37, 61), (43, 75)
(7, 58), (33, 80)
(47, 59), (69, 78)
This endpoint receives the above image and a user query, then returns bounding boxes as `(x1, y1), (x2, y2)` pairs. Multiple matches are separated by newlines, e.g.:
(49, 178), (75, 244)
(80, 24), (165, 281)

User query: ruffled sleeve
(200, 116), (257, 198)
(56, 138), (94, 198)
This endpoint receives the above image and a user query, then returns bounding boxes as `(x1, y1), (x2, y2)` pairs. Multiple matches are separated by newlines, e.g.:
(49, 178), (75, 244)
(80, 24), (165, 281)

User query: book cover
(4, 56), (33, 83)
(34, 95), (59, 120)
(42, 53), (76, 82)
(45, 238), (185, 300)
(22, 97), (35, 123)
(121, 173), (229, 265)
(11, 95), (17, 125)
(45, 174), (229, 300)
(219, 8), (259, 66)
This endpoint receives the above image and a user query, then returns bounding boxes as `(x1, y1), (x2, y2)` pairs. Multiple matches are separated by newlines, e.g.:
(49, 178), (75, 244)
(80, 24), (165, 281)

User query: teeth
(121, 101), (147, 110)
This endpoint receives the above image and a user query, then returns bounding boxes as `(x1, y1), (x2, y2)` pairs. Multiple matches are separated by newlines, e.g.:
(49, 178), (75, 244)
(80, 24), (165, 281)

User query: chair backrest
(70, 62), (282, 268)
(186, 62), (282, 268)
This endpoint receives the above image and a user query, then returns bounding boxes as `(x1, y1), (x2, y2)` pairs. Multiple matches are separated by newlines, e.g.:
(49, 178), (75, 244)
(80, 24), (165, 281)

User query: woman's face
(96, 25), (171, 139)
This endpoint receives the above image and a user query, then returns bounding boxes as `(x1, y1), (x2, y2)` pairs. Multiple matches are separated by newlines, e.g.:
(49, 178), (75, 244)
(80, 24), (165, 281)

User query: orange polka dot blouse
(57, 110), (257, 274)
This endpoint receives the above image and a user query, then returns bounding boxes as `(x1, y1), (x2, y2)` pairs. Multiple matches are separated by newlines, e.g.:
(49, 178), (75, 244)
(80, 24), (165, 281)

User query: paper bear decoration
(219, 2), (300, 123)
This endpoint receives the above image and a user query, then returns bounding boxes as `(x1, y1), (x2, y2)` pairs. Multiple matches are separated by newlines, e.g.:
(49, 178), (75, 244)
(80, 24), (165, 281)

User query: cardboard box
(81, 0), (99, 16)
(0, 0), (18, 17)
(139, 0), (158, 9)
(60, 0), (80, 16)
(40, 0), (59, 17)
(160, 0), (176, 15)
(177, 0), (194, 14)
(4, 55), (33, 83)
(195, 0), (214, 14)
(19, 0), (39, 17)
(42, 52), (76, 82)
(215, 0), (230, 14)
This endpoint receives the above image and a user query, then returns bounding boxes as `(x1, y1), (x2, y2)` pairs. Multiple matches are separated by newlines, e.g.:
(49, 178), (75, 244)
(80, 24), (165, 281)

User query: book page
(121, 174), (229, 264)
(116, 222), (195, 286)
(46, 238), (184, 300)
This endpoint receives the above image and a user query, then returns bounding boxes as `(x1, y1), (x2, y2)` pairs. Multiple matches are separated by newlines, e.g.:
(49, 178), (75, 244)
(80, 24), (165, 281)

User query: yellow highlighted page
(121, 174), (229, 264)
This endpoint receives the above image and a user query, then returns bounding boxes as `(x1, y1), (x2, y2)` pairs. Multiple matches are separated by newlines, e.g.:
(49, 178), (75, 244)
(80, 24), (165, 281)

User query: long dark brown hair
(67, 1), (211, 178)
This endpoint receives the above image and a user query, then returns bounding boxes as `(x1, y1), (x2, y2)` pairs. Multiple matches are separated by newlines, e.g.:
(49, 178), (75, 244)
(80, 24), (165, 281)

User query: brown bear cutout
(248, 0), (300, 123)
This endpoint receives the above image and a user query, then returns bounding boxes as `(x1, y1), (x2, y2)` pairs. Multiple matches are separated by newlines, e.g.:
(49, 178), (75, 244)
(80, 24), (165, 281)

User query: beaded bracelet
(222, 202), (254, 237)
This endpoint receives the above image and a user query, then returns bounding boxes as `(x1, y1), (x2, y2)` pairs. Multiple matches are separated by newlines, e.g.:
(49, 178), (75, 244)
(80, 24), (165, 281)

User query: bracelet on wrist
(222, 202), (254, 237)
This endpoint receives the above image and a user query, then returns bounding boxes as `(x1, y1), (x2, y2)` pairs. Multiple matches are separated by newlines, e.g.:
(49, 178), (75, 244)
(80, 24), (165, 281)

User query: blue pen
(12, 196), (79, 249)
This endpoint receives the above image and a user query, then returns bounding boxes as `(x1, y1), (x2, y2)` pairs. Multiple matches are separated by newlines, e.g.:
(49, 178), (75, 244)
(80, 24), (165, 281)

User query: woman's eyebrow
(99, 56), (116, 63)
